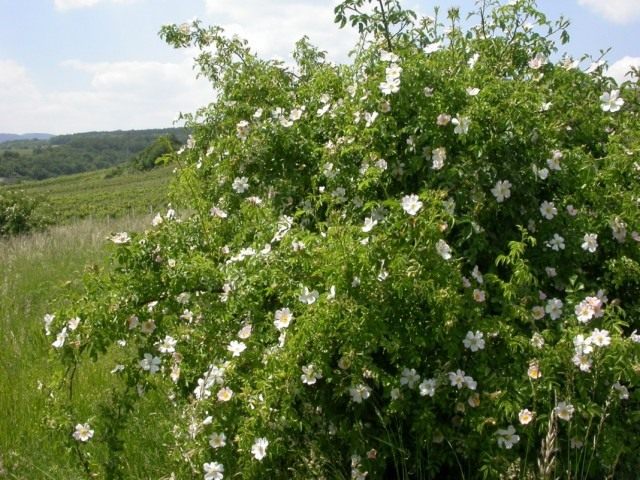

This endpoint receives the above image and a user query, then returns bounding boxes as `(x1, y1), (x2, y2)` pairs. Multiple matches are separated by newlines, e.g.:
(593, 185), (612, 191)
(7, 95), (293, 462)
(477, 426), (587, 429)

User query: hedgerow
(45, 1), (639, 478)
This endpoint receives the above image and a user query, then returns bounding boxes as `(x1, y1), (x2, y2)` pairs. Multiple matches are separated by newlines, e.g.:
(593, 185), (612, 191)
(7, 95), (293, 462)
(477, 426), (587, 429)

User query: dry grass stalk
(538, 410), (558, 480)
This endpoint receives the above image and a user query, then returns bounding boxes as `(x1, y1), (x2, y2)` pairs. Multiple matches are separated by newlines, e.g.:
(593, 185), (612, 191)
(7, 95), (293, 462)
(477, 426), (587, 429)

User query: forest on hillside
(0, 128), (188, 181)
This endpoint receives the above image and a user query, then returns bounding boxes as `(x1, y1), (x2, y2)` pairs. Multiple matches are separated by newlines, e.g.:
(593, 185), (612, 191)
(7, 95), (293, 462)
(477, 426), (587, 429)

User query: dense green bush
(0, 189), (46, 236)
(46, 1), (639, 478)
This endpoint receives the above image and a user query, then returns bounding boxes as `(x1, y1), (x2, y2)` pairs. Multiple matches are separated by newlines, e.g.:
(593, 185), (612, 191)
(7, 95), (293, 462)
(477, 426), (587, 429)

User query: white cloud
(54, 0), (139, 11)
(0, 57), (213, 134)
(203, 0), (357, 63)
(607, 56), (640, 83)
(577, 0), (640, 24)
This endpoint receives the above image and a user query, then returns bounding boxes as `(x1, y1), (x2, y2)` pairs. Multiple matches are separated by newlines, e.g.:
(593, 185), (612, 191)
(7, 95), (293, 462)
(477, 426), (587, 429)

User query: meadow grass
(0, 215), (170, 478)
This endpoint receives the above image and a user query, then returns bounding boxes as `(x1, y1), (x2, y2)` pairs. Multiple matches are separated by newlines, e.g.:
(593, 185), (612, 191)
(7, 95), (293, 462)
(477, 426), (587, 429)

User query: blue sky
(1, 0), (639, 134)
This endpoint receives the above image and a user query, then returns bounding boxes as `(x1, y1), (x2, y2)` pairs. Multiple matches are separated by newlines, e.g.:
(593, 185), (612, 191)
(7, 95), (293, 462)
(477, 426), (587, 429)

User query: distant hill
(0, 128), (188, 181)
(0, 133), (54, 143)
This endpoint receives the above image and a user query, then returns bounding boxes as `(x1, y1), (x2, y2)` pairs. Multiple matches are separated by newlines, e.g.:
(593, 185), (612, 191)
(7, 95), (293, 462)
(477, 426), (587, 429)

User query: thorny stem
(376, 0), (394, 51)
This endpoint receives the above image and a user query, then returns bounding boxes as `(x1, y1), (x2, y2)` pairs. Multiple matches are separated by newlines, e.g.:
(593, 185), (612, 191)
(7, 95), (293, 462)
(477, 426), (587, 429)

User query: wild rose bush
(46, 0), (640, 478)
(0, 189), (46, 236)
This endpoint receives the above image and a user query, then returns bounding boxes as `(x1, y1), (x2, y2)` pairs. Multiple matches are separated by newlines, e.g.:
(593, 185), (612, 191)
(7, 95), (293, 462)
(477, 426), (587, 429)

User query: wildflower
(448, 369), (476, 390)
(111, 364), (125, 374)
(349, 384), (372, 403)
(400, 368), (420, 389)
(572, 352), (592, 372)
(238, 324), (252, 339)
(613, 382), (629, 400)
(431, 147), (446, 170)
(374, 158), (387, 170)
(466, 87), (480, 96)
(573, 334), (593, 355)
(424, 41), (442, 53)
(43, 313), (55, 335)
(545, 298), (563, 320)
(301, 364), (323, 385)
(547, 150), (563, 170)
(545, 267), (557, 278)
(437, 113), (451, 125)
(299, 287), (320, 305)
(419, 378), (437, 397)
(401, 194), (423, 215)
(227, 340), (246, 357)
(232, 177), (249, 194)
(600, 90), (624, 112)
(436, 239), (452, 260)
(72, 423), (94, 442)
(468, 393), (480, 407)
(390, 387), (401, 400)
(531, 332), (545, 348)
(252, 437), (269, 460)
(364, 111), (379, 127)
(546, 234), (565, 251)
(52, 327), (68, 349)
(575, 296), (603, 323)
(362, 217), (378, 233)
(491, 180), (512, 202)
(140, 319), (156, 334)
(610, 217), (627, 243)
(532, 306), (545, 320)
(496, 425), (520, 449)
(452, 116), (471, 135)
(527, 362), (542, 379)
(528, 53), (547, 69)
(630, 330), (640, 343)
(67, 317), (80, 330)
(379, 78), (400, 95)
(540, 201), (557, 220)
(110, 232), (130, 244)
(555, 401), (575, 421)
(581, 233), (598, 252)
(518, 409), (534, 425)
(217, 387), (233, 402)
(385, 63), (403, 79)
(566, 205), (578, 216)
(156, 335), (177, 354)
(463, 331), (485, 352)
(274, 308), (294, 330)
(210, 206), (228, 218)
(472, 289), (485, 303)
(203, 461), (224, 480)
(380, 50), (399, 62)
(327, 286), (336, 300)
(536, 167), (549, 179)
(289, 107), (304, 121)
(139, 353), (161, 374)
(236, 119), (250, 140)
(209, 432), (226, 449)
(588, 328), (611, 347)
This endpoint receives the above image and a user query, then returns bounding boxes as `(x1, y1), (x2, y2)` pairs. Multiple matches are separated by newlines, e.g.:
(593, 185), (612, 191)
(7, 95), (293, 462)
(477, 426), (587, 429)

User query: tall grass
(0, 215), (154, 478)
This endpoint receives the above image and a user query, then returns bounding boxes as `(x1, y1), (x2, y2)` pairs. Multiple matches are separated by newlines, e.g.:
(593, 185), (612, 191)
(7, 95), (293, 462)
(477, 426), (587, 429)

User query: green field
(3, 166), (174, 224)
(0, 216), (151, 477)
(0, 166), (178, 477)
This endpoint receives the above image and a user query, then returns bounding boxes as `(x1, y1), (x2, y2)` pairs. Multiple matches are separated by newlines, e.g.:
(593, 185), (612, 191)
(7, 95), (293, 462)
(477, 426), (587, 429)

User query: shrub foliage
(46, 1), (639, 478)
(0, 189), (46, 236)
